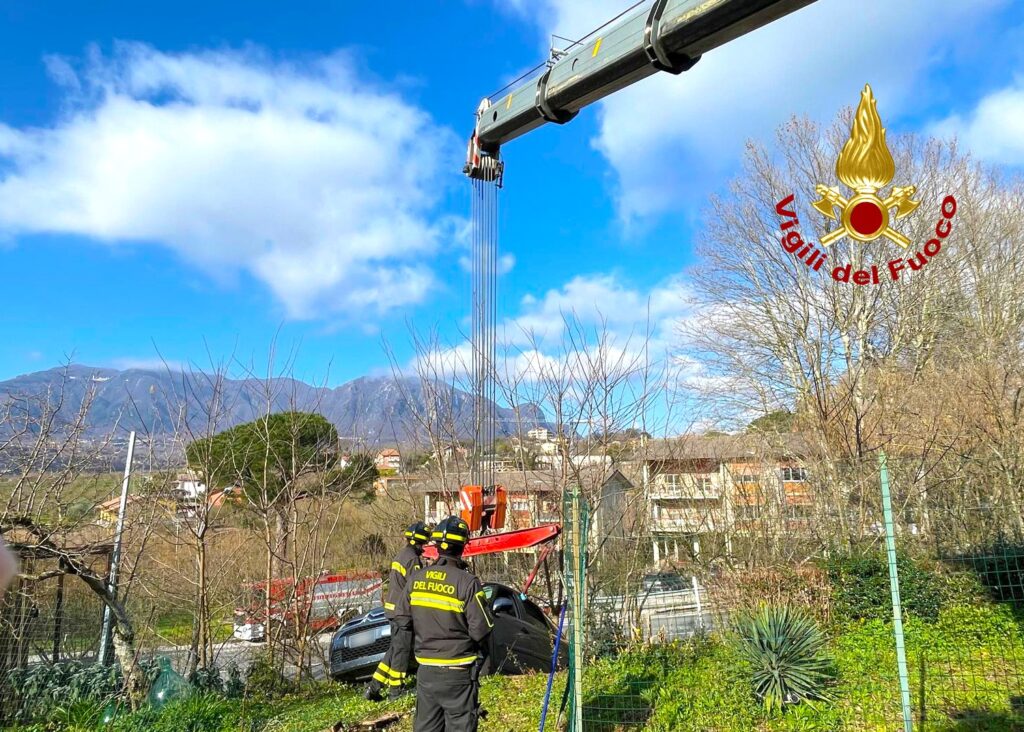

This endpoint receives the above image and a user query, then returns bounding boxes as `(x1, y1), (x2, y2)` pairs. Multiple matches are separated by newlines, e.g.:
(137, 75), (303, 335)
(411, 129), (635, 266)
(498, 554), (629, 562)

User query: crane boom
(465, 0), (816, 178)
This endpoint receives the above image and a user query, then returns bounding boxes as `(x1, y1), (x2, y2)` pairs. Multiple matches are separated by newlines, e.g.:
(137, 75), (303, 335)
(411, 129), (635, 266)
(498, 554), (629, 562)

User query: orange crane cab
(458, 484), (507, 532)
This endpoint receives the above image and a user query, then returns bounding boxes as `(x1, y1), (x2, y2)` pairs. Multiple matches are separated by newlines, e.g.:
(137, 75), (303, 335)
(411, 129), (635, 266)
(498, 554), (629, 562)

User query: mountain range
(0, 364), (546, 447)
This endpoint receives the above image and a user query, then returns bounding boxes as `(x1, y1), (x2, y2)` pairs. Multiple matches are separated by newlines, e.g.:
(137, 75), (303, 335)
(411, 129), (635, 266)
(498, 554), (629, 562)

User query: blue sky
(1, 0), (1022, 387)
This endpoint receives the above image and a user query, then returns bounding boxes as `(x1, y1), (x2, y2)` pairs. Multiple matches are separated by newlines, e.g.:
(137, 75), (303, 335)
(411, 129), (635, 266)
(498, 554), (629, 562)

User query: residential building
(97, 495), (142, 526)
(477, 455), (517, 473)
(172, 471), (207, 502)
(637, 434), (812, 564)
(375, 448), (402, 473)
(527, 428), (551, 442)
(408, 465), (635, 552)
(432, 443), (468, 466)
(415, 470), (561, 529)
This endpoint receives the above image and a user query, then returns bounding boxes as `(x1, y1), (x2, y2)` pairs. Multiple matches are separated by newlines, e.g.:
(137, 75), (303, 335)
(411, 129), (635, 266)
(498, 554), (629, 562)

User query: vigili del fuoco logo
(775, 84), (957, 285)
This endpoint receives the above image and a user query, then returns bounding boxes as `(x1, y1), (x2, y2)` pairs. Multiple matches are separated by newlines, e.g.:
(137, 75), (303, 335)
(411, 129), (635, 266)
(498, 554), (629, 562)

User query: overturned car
(329, 581), (566, 682)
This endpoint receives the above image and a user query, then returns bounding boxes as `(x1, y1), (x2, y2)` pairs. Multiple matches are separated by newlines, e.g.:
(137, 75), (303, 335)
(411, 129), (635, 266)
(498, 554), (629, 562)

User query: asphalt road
(24, 632), (340, 682)
(153, 631), (336, 681)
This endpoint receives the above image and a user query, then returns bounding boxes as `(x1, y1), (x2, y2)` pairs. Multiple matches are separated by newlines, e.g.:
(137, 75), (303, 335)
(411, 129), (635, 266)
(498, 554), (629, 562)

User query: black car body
(329, 582), (567, 682)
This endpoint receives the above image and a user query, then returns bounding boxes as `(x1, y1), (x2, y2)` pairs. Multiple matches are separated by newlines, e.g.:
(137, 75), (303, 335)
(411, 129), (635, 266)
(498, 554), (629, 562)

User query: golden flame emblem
(814, 85), (919, 248)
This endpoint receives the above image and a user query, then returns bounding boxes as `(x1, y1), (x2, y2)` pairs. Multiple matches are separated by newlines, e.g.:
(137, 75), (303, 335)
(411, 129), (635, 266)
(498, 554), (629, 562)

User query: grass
(262, 672), (554, 732)
(0, 472), (126, 515)
(2, 672), (559, 732)
(11, 611), (1024, 732)
(152, 613), (234, 646)
(9, 600), (1024, 731)
(640, 602), (1024, 732)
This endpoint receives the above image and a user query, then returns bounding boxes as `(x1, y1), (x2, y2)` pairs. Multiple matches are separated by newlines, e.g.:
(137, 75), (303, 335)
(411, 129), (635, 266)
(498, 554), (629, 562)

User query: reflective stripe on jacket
(394, 555), (494, 666)
(384, 543), (422, 616)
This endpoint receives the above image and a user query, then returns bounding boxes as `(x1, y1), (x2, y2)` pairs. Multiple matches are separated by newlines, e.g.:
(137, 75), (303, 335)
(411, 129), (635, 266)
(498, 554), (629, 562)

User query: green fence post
(562, 485), (589, 732)
(879, 451), (914, 732)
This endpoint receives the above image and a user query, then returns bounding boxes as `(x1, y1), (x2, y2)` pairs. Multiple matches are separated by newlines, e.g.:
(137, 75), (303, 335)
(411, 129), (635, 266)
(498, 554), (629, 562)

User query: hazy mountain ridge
(0, 365), (547, 445)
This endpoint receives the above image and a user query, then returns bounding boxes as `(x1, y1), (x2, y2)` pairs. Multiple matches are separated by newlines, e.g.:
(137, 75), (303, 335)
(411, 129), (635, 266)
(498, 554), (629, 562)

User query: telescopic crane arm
(464, 0), (817, 180)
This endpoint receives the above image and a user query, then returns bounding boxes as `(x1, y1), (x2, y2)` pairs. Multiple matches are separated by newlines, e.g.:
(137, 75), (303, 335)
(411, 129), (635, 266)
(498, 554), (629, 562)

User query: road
(156, 631), (337, 681)
(23, 631), (340, 681)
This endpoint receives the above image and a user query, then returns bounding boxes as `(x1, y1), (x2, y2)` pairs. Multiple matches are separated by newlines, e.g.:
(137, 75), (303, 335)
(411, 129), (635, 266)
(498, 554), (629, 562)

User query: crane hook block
(464, 131), (504, 183)
(644, 0), (701, 74)
(464, 98), (505, 182)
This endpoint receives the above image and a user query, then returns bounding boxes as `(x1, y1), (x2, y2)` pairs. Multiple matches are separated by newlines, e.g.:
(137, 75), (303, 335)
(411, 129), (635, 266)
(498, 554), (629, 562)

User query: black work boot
(363, 682), (384, 702)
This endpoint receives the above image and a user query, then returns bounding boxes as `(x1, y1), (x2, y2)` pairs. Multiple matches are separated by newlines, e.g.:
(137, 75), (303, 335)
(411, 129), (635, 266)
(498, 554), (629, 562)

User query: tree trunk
(186, 610), (199, 678)
(197, 529), (209, 669)
(111, 622), (146, 708)
(58, 555), (147, 709)
(264, 516), (275, 655)
(274, 507), (289, 579)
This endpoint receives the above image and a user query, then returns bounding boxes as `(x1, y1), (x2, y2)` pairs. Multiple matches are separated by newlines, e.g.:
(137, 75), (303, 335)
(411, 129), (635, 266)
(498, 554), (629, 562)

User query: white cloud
(458, 252), (516, 275)
(412, 271), (692, 381)
(111, 356), (185, 372)
(498, 0), (1007, 221)
(930, 77), (1024, 165)
(497, 0), (632, 43)
(507, 272), (687, 350)
(0, 43), (457, 318)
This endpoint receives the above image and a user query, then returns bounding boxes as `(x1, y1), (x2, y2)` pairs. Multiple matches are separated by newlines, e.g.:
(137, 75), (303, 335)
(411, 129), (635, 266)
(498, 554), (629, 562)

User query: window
(520, 598), (551, 631)
(659, 473), (682, 488)
(735, 503), (762, 521)
(511, 499), (531, 512)
(737, 473), (758, 484)
(785, 504), (813, 521)
(691, 475), (713, 493)
(782, 467), (808, 482)
(659, 473), (714, 494)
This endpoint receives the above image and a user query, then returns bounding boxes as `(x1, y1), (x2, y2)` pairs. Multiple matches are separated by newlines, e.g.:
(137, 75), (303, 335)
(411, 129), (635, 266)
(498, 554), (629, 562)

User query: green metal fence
(561, 453), (1024, 731)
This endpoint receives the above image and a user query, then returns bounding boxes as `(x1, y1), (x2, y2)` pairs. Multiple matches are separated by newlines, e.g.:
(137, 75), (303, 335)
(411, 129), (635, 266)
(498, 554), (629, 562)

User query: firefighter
(364, 520), (431, 702)
(395, 515), (494, 732)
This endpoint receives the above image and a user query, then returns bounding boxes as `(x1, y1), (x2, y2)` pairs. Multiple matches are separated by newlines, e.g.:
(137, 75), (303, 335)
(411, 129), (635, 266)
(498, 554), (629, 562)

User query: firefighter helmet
(404, 521), (431, 546)
(431, 515), (470, 555)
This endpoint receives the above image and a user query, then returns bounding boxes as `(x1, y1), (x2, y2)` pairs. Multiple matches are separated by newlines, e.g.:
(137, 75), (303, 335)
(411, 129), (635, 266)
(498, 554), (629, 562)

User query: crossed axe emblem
(812, 185), (920, 248)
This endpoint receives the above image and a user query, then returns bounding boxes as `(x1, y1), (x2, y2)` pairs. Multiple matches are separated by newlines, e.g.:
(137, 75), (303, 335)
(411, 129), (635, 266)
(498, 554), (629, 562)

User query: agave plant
(733, 604), (833, 712)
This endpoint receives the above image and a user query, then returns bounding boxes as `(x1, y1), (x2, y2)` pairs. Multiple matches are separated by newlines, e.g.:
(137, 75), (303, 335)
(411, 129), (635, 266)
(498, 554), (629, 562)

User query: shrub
(188, 665), (224, 695)
(224, 662), (245, 699)
(733, 604), (833, 712)
(953, 539), (1024, 604)
(645, 637), (761, 732)
(711, 565), (832, 624)
(107, 693), (239, 732)
(826, 552), (954, 621)
(3, 659), (123, 722)
(244, 650), (296, 698)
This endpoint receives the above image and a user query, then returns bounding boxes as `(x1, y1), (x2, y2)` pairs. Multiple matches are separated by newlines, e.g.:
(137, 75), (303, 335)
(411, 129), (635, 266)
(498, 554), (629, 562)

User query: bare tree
(679, 110), (1024, 540)
(0, 365), (158, 706)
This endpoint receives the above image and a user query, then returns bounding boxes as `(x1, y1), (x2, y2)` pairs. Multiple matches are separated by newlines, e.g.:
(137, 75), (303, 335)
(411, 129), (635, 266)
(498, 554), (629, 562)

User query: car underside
(329, 581), (566, 683)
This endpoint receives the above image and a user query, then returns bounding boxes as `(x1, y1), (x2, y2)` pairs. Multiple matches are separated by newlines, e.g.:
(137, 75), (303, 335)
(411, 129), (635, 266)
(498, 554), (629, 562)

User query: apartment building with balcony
(639, 435), (812, 564)
(407, 465), (636, 549)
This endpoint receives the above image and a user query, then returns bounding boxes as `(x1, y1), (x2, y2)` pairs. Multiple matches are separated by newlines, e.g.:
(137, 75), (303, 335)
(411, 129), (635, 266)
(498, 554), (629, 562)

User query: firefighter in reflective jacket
(395, 515), (494, 732)
(365, 521), (431, 701)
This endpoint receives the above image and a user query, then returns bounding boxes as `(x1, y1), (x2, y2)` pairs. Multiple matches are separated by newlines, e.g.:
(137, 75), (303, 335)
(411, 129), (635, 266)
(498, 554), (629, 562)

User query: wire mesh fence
(566, 450), (1024, 731)
(5, 445), (1024, 730)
